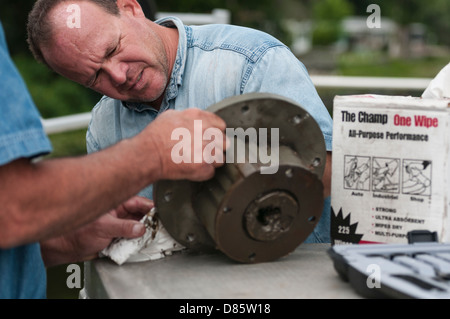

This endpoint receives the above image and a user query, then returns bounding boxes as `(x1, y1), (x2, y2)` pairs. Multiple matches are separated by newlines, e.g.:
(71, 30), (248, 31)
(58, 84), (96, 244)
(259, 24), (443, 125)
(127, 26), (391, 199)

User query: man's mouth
(129, 70), (143, 91)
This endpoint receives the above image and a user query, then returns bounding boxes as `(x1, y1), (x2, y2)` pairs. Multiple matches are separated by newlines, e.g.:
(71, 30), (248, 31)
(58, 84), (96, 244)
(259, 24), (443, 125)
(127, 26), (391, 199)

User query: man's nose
(103, 59), (128, 87)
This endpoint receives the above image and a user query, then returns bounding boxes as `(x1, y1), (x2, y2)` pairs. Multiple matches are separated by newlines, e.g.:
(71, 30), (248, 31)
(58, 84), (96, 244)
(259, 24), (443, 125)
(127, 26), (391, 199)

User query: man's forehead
(48, 1), (118, 48)
(49, 1), (111, 29)
(42, 2), (119, 80)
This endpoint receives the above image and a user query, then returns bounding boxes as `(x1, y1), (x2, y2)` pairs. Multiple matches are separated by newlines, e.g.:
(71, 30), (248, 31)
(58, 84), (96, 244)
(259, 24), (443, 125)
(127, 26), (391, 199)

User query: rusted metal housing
(154, 93), (326, 263)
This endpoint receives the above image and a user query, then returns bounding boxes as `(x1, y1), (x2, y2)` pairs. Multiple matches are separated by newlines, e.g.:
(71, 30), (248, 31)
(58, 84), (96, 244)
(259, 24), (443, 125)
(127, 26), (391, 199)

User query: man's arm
(243, 46), (333, 152)
(0, 108), (226, 249)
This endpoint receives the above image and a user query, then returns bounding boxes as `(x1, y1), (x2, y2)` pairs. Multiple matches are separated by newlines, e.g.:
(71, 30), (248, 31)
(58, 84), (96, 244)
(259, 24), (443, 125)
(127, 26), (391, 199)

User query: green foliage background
(1, 0), (449, 121)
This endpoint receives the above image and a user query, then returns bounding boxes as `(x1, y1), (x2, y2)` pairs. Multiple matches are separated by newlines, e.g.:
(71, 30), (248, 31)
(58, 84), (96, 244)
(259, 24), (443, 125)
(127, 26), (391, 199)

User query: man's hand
(40, 196), (153, 267)
(146, 108), (228, 181)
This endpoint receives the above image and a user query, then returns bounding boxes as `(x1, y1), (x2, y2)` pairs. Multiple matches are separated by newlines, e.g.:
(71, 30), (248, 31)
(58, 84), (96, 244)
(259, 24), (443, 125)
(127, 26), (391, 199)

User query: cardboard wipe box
(331, 94), (450, 245)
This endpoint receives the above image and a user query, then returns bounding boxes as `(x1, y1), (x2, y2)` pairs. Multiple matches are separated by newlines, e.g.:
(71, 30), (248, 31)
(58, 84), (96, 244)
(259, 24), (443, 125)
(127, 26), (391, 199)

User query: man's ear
(116, 0), (145, 18)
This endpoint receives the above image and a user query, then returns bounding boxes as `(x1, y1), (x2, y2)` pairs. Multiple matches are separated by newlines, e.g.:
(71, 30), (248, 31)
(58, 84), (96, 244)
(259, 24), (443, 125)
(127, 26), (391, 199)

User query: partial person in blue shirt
(0, 21), (52, 299)
(0, 19), (226, 298)
(27, 0), (333, 243)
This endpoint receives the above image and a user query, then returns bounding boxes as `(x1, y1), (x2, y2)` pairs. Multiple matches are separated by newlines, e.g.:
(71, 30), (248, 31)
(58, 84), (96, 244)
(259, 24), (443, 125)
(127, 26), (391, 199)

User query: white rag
(100, 208), (185, 265)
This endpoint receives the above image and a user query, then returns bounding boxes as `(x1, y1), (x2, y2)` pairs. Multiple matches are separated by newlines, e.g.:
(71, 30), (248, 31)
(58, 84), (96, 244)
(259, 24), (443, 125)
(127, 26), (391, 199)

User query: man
(27, 0), (333, 242)
(0, 18), (226, 297)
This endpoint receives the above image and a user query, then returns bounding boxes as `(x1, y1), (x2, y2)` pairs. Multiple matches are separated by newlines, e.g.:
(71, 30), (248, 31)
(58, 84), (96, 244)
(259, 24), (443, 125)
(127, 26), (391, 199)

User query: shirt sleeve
(243, 46), (333, 151)
(0, 23), (52, 165)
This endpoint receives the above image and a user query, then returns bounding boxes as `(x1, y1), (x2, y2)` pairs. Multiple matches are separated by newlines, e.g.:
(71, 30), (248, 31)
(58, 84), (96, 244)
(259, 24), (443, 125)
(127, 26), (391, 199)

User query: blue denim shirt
(0, 22), (52, 299)
(87, 17), (333, 243)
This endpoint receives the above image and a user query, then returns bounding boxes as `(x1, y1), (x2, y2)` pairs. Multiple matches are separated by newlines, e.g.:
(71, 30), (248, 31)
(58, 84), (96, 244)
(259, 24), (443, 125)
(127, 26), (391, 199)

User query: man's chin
(124, 95), (164, 108)
(124, 98), (146, 103)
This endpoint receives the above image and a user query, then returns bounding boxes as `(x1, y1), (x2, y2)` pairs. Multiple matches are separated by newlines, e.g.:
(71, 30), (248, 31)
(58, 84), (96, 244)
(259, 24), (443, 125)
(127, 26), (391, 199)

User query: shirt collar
(122, 17), (187, 112)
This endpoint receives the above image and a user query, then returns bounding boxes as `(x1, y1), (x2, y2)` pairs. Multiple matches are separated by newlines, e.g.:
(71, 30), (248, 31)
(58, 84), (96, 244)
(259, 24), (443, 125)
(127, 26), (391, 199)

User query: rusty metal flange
(153, 93), (326, 263)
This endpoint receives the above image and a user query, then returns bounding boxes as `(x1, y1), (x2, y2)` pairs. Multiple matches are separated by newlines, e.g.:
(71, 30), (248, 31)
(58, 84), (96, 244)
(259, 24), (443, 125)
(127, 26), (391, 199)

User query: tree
(1, 0), (36, 55)
(154, 0), (290, 42)
(348, 0), (450, 48)
(311, 0), (354, 46)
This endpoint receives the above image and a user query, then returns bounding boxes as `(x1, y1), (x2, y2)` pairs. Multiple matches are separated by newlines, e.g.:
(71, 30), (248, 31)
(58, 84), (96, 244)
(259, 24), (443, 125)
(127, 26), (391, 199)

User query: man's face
(42, 0), (171, 104)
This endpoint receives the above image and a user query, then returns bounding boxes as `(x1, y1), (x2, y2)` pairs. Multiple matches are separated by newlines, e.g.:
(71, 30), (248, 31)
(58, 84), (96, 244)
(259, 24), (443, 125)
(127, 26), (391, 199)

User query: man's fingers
(110, 219), (146, 239)
(99, 214), (146, 239)
(114, 196), (154, 219)
(149, 108), (229, 181)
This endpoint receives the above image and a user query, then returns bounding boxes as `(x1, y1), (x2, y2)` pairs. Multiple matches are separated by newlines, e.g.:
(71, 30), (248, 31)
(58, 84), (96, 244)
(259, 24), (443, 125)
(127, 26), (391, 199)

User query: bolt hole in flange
(186, 233), (196, 243)
(164, 191), (172, 202)
(308, 216), (316, 223)
(291, 114), (302, 125)
(285, 168), (293, 178)
(312, 157), (321, 167)
(154, 93), (326, 263)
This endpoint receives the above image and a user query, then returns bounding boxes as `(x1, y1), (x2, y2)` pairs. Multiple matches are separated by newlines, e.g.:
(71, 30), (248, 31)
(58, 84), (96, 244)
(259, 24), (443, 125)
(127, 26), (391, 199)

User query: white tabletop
(83, 243), (361, 299)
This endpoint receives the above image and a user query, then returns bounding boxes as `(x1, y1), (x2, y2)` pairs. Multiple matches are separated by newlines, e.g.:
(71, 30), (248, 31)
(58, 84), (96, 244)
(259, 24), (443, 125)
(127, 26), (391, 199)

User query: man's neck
(144, 94), (164, 110)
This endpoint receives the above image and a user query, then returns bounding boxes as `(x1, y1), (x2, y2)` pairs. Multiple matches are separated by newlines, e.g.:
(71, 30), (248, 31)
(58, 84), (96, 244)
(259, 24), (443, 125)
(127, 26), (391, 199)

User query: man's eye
(108, 45), (119, 57)
(88, 73), (99, 87)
